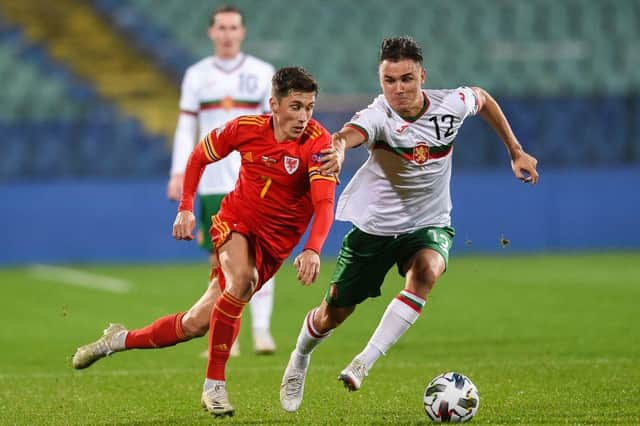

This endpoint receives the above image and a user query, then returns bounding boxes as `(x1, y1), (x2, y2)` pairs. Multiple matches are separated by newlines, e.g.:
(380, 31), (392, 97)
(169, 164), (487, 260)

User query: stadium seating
(0, 22), (169, 180)
(0, 1), (639, 181)
(105, 0), (640, 97)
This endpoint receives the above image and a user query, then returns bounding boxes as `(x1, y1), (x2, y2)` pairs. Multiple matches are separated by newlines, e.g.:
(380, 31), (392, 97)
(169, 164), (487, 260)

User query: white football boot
(72, 323), (127, 369)
(201, 382), (235, 417)
(338, 357), (368, 391)
(279, 352), (309, 412)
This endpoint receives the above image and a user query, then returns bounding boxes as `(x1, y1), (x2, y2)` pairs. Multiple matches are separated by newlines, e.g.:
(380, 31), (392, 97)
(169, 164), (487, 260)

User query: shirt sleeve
(344, 101), (385, 147)
(170, 113), (198, 175)
(457, 86), (480, 119)
(170, 68), (200, 175)
(178, 142), (209, 212)
(307, 132), (339, 185)
(201, 119), (239, 162)
(303, 179), (336, 254)
(178, 67), (200, 113)
(178, 118), (240, 211)
(303, 132), (337, 253)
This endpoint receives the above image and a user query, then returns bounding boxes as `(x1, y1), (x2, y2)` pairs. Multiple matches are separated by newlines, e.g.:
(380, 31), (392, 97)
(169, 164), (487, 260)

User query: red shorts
(209, 212), (283, 293)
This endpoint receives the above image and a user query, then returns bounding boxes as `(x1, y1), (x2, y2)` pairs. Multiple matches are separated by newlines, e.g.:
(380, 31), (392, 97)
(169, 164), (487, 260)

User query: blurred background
(1, 0), (639, 265)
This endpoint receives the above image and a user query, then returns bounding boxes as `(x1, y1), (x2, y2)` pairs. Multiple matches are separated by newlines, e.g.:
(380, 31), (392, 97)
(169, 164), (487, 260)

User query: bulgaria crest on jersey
(413, 142), (430, 165)
(284, 156), (300, 174)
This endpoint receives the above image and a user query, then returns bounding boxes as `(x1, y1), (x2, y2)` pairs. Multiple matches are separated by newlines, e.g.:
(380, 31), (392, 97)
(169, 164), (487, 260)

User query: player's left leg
(339, 226), (453, 391)
(202, 232), (259, 417)
(280, 301), (355, 412)
(72, 275), (223, 369)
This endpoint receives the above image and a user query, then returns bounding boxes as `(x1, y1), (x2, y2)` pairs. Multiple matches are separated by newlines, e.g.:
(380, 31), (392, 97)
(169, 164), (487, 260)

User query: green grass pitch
(1, 253), (639, 424)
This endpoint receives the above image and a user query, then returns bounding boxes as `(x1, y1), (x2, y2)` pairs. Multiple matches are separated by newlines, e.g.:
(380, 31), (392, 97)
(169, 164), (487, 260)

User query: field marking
(0, 357), (634, 380)
(27, 264), (131, 294)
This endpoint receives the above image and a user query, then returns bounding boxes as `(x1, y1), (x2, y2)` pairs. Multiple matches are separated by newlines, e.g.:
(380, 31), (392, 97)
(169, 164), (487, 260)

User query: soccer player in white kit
(167, 5), (276, 356)
(280, 36), (539, 412)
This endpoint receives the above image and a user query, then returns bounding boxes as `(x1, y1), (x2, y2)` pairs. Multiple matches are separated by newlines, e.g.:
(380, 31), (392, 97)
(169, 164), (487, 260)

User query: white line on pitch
(27, 264), (131, 294)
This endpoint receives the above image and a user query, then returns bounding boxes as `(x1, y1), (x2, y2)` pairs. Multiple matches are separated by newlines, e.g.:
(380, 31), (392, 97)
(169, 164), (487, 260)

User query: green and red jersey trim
(200, 99), (261, 111)
(372, 139), (453, 162)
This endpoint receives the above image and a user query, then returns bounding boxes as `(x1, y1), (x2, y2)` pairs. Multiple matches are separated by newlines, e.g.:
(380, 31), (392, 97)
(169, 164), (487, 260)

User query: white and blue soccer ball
(423, 372), (480, 423)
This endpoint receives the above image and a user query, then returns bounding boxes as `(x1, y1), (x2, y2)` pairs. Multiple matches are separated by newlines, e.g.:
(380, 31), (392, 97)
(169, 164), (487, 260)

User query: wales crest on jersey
(284, 156), (300, 174)
(413, 142), (430, 165)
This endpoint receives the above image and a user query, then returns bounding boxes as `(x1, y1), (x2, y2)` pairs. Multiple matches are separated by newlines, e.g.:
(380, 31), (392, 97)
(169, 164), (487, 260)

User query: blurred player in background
(166, 4), (276, 356)
(279, 36), (539, 412)
(74, 66), (337, 418)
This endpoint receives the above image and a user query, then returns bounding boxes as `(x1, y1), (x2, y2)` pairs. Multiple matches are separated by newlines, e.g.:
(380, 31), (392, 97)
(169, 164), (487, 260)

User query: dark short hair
(271, 66), (319, 100)
(379, 36), (423, 64)
(210, 5), (245, 26)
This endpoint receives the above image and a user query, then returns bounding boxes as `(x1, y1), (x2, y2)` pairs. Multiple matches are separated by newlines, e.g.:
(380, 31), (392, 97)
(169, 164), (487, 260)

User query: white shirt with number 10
(171, 54), (274, 194)
(336, 87), (479, 236)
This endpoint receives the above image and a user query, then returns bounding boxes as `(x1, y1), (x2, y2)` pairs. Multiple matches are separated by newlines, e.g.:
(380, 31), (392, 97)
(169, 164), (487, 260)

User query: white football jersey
(336, 87), (479, 235)
(170, 53), (274, 194)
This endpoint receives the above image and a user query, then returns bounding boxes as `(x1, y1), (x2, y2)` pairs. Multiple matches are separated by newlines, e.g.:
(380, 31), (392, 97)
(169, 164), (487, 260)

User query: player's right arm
(317, 126), (366, 176)
(319, 104), (381, 175)
(172, 142), (207, 240)
(173, 123), (238, 240)
(168, 68), (199, 201)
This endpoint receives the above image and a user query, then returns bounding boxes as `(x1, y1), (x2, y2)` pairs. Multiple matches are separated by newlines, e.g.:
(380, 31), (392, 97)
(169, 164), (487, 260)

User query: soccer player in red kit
(72, 67), (337, 418)
(173, 66), (337, 417)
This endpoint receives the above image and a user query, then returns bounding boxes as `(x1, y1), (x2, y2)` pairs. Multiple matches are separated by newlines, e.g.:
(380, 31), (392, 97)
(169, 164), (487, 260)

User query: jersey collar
(398, 91), (430, 123)
(211, 53), (246, 74)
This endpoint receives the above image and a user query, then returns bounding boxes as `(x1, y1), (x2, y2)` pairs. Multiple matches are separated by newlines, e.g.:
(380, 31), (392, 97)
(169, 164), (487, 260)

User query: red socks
(206, 291), (247, 380)
(125, 312), (186, 349)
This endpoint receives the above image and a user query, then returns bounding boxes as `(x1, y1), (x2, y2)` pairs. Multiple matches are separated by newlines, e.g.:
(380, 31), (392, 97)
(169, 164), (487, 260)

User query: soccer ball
(423, 372), (479, 423)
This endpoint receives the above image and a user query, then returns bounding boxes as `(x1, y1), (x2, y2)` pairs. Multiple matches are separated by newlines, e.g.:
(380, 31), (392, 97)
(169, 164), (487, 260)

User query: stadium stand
(0, 0), (638, 181)
(0, 20), (169, 180)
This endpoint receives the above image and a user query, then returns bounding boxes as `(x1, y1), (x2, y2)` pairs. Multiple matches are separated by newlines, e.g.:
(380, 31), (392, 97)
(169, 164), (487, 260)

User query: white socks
(357, 290), (425, 369)
(251, 277), (274, 334)
(291, 308), (331, 369)
(203, 378), (225, 392)
(112, 330), (127, 351)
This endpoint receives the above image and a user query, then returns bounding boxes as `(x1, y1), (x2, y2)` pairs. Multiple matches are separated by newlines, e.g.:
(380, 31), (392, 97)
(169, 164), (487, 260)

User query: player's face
(379, 59), (426, 116)
(270, 91), (316, 141)
(208, 12), (246, 59)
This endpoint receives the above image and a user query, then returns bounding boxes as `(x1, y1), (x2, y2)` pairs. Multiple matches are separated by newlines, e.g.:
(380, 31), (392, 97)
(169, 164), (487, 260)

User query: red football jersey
(201, 114), (337, 260)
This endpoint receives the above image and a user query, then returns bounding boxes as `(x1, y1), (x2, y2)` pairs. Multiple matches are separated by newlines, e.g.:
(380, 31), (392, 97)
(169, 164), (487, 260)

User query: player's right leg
(280, 302), (354, 412)
(339, 227), (452, 391)
(72, 278), (222, 369)
(281, 226), (393, 410)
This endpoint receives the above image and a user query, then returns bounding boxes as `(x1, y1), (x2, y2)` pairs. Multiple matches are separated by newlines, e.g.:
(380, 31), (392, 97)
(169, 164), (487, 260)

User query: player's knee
(181, 311), (209, 338)
(316, 304), (354, 332)
(412, 261), (442, 293)
(226, 268), (259, 299)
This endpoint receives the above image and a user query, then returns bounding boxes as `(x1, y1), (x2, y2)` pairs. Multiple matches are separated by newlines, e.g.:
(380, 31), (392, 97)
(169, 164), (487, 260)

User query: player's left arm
(473, 87), (539, 184)
(294, 175), (337, 286)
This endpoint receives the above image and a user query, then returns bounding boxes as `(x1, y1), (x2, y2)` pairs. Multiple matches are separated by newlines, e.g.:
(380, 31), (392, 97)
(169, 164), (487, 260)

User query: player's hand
(167, 174), (184, 201)
(511, 150), (539, 184)
(318, 134), (346, 176)
(293, 249), (321, 286)
(172, 210), (196, 240)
